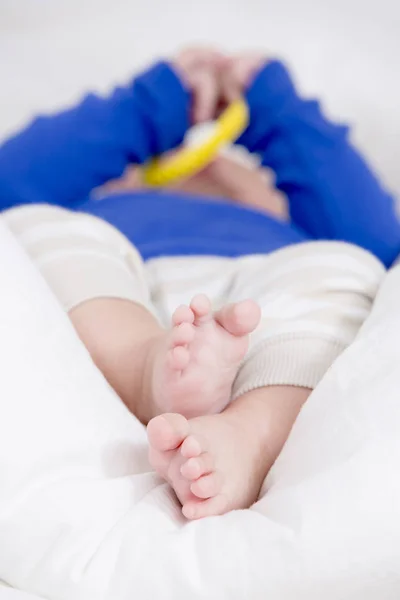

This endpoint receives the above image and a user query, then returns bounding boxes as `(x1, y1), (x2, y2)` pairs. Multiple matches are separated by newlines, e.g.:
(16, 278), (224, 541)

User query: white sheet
(0, 588), (42, 600)
(1, 210), (400, 598)
(2, 2), (400, 597)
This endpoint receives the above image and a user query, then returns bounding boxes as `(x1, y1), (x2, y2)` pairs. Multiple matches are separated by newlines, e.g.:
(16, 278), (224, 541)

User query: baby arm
(227, 55), (400, 267)
(0, 64), (190, 210)
(0, 48), (222, 211)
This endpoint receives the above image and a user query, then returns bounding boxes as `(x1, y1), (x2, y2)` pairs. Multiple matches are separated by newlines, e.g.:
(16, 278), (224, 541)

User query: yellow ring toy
(142, 98), (249, 187)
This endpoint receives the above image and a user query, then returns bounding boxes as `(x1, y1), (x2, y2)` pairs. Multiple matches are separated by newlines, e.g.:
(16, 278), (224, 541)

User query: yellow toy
(142, 98), (249, 187)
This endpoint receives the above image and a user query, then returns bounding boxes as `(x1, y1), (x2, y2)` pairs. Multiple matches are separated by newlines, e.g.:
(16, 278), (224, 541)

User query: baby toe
(172, 304), (195, 326)
(180, 434), (203, 459)
(216, 299), (261, 337)
(180, 452), (214, 480)
(147, 413), (189, 452)
(167, 346), (190, 371)
(182, 494), (229, 520)
(233, 299), (261, 333)
(190, 294), (212, 322)
(190, 472), (222, 499)
(171, 322), (195, 347)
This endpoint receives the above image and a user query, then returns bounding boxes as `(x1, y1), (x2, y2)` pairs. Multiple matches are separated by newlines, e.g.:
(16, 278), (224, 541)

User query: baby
(1, 47), (399, 520)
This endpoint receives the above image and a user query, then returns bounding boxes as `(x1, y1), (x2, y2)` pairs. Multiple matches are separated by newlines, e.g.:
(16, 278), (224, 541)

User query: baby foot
(147, 411), (272, 520)
(149, 294), (260, 419)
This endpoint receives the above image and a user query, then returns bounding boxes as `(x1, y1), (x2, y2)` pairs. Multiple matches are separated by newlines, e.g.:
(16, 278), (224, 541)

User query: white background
(1, 0), (400, 192)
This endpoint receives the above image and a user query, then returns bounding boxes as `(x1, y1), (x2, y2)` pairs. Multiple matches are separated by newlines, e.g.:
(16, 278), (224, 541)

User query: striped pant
(3, 204), (385, 399)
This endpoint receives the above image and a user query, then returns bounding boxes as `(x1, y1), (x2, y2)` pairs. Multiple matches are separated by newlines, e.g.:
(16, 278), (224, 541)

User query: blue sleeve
(0, 62), (189, 210)
(240, 61), (400, 267)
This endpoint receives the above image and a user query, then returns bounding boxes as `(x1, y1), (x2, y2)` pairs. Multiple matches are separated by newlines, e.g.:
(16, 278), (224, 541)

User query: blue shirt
(0, 61), (399, 266)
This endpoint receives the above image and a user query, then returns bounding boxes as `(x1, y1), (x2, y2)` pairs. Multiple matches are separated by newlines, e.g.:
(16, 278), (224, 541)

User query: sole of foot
(147, 411), (271, 520)
(149, 294), (261, 419)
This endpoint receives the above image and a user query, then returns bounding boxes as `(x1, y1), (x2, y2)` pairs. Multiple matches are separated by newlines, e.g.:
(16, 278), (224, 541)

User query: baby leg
(148, 241), (386, 517)
(3, 205), (259, 422)
(71, 293), (260, 421)
(3, 205), (155, 422)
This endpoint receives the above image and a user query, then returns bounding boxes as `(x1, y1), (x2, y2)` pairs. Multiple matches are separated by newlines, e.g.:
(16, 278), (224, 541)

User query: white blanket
(1, 214), (400, 598)
(0, 591), (42, 600)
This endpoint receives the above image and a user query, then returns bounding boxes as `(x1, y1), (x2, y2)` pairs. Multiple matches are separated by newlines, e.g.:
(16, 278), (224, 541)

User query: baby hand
(220, 52), (269, 103)
(171, 47), (225, 124)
